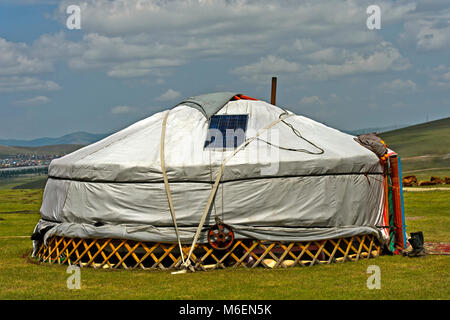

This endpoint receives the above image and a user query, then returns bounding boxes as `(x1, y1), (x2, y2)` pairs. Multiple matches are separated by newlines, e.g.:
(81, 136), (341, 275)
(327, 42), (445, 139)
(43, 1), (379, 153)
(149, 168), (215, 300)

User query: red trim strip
(231, 94), (258, 101)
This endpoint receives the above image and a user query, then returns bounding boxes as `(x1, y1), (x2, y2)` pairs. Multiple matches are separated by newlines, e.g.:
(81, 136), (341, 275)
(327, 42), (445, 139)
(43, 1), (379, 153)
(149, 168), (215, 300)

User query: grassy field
(0, 175), (47, 190)
(0, 188), (448, 300)
(0, 189), (43, 214)
(379, 117), (450, 158)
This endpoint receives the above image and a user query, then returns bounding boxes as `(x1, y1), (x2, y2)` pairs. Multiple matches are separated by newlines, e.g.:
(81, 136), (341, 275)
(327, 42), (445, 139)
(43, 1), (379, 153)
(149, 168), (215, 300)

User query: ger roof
(177, 92), (238, 119)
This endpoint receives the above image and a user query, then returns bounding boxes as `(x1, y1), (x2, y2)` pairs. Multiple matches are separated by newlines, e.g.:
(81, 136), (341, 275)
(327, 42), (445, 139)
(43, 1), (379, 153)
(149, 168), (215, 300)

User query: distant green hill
(379, 117), (450, 174)
(380, 117), (450, 157)
(0, 131), (108, 147)
(0, 144), (84, 157)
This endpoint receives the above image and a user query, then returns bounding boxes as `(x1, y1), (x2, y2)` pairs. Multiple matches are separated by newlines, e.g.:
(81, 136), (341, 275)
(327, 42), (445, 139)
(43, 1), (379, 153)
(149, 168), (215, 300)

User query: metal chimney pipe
(271, 77), (277, 105)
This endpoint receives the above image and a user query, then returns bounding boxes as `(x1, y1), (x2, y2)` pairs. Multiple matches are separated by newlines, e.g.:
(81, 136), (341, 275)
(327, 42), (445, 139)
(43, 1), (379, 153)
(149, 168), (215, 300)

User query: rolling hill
(0, 131), (108, 147)
(379, 117), (450, 174)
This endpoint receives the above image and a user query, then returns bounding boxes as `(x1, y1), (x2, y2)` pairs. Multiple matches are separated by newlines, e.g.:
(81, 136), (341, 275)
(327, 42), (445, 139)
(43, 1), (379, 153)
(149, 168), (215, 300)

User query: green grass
(0, 189), (43, 213)
(402, 190), (450, 242)
(400, 156), (450, 172)
(0, 243), (448, 300)
(11, 176), (48, 190)
(380, 117), (450, 172)
(380, 117), (450, 158)
(402, 169), (450, 182)
(0, 189), (448, 299)
(0, 175), (48, 190)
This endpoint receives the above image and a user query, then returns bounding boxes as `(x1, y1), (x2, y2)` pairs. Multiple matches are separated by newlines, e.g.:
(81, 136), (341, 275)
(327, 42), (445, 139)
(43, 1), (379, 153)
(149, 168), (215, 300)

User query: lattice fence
(35, 234), (380, 270)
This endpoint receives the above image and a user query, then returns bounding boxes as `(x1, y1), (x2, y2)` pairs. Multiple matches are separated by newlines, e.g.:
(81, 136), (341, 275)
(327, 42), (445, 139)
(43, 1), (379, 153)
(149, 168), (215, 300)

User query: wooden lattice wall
(35, 234), (381, 270)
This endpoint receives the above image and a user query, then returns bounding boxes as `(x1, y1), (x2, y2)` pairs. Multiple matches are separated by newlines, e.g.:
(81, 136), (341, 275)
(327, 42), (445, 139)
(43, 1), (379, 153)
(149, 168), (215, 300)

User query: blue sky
(0, 0), (449, 139)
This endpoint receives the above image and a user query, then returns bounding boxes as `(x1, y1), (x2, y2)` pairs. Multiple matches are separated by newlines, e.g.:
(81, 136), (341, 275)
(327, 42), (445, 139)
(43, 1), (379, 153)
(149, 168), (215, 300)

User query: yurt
(32, 92), (406, 270)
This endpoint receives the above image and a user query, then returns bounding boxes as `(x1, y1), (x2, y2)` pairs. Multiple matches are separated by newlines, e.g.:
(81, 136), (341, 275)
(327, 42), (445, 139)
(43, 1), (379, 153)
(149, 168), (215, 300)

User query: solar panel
(204, 114), (248, 149)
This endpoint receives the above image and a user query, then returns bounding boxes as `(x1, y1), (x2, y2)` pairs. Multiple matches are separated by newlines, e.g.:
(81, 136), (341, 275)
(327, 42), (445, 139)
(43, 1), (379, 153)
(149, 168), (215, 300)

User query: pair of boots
(406, 231), (426, 257)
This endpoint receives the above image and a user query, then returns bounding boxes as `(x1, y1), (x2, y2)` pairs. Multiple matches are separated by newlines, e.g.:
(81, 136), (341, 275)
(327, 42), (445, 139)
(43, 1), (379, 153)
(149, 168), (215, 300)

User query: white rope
(160, 110), (186, 267)
(182, 113), (294, 270)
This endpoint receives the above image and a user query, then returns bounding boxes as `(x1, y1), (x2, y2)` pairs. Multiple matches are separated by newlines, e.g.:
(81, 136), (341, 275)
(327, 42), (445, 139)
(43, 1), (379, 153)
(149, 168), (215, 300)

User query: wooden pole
(389, 155), (406, 251)
(271, 77), (277, 105)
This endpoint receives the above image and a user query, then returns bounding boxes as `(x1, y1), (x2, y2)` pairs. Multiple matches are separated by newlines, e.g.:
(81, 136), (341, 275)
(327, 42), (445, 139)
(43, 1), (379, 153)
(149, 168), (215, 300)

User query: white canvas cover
(34, 97), (387, 245)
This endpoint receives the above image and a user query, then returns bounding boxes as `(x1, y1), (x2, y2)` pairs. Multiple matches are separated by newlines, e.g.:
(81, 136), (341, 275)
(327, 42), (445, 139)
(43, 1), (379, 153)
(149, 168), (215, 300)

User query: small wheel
(208, 223), (234, 250)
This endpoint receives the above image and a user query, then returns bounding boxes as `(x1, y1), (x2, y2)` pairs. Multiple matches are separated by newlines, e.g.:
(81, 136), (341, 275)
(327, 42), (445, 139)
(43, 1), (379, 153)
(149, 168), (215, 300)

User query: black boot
(407, 232), (426, 257)
(418, 231), (424, 245)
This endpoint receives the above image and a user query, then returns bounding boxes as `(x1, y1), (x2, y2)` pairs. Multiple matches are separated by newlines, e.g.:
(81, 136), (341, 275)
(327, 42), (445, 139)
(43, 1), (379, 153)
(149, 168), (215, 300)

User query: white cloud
(106, 58), (182, 78)
(0, 34), (73, 93)
(0, 77), (60, 92)
(305, 43), (410, 80)
(0, 0), (422, 89)
(156, 89), (181, 101)
(427, 65), (450, 88)
(2, 0), (449, 138)
(59, 0), (414, 37)
(107, 68), (152, 79)
(299, 96), (323, 105)
(416, 24), (450, 51)
(31, 32), (82, 60)
(379, 1), (417, 23)
(304, 48), (347, 64)
(110, 105), (136, 114)
(14, 96), (51, 106)
(234, 42), (409, 83)
(290, 39), (320, 53)
(0, 38), (53, 76)
(403, 20), (450, 52)
(299, 93), (348, 107)
(232, 56), (300, 83)
(61, 33), (185, 78)
(379, 79), (417, 92)
(400, 7), (450, 52)
(1, 0), (410, 88)
(47, 0), (417, 82)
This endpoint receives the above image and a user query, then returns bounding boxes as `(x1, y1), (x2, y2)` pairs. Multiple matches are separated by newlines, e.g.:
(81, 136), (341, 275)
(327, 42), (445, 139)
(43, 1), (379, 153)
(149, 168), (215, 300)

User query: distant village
(0, 154), (61, 169)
